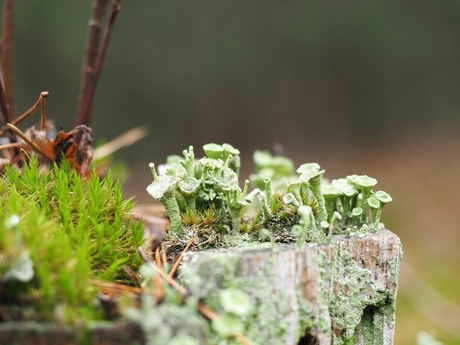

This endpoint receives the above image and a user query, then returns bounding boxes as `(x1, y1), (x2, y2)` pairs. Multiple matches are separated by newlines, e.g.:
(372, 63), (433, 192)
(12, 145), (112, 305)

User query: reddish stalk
(0, 91), (48, 137)
(5, 123), (48, 158)
(0, 78), (11, 125)
(76, 0), (110, 124)
(0, 78), (18, 157)
(1, 0), (16, 120)
(75, 0), (120, 126)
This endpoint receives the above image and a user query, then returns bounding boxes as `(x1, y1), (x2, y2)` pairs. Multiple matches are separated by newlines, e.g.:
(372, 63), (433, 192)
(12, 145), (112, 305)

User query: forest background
(5, 1), (460, 344)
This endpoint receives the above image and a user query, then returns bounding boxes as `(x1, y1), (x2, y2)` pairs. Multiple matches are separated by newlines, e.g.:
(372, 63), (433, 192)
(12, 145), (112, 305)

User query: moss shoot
(0, 159), (144, 324)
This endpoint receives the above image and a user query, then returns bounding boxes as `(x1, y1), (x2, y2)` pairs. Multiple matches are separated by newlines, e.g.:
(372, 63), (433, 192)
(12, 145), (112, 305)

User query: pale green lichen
(124, 294), (210, 345)
(178, 231), (401, 345)
(180, 251), (296, 344)
(147, 144), (393, 250)
(144, 145), (400, 344)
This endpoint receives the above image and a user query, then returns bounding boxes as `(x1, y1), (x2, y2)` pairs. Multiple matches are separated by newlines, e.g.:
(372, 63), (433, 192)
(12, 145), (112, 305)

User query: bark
(1, 0), (16, 120)
(75, 0), (119, 126)
(181, 230), (402, 345)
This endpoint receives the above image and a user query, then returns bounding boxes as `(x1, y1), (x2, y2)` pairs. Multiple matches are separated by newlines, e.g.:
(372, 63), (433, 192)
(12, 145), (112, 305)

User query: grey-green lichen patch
(327, 243), (374, 343)
(180, 250), (301, 344)
(144, 145), (400, 344)
(179, 230), (401, 345)
(124, 294), (210, 345)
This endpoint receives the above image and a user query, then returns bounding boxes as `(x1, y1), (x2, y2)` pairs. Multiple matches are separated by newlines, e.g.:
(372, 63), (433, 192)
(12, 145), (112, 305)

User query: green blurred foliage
(5, 1), (460, 343)
(10, 0), (460, 165)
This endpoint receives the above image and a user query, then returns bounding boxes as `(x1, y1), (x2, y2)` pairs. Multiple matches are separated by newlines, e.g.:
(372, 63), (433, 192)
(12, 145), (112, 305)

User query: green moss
(0, 159), (144, 323)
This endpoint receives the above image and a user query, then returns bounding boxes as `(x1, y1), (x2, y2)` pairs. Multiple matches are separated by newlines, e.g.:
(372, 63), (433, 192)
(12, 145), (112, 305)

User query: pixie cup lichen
(321, 184), (341, 222)
(347, 174), (378, 222)
(298, 163), (327, 223)
(146, 144), (392, 248)
(375, 190), (392, 224)
(147, 163), (182, 232)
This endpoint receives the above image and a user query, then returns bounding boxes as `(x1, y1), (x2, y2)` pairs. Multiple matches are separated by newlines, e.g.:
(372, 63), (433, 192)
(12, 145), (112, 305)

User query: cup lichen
(147, 144), (392, 251)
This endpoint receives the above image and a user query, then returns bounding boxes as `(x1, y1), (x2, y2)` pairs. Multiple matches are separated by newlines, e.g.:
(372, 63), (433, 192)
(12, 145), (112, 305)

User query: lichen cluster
(147, 144), (392, 252)
(178, 231), (402, 345)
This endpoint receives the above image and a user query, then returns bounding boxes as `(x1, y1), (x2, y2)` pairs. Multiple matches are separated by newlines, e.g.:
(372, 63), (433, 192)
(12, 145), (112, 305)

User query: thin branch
(0, 91), (48, 137)
(76, 0), (110, 124)
(40, 91), (47, 130)
(0, 142), (20, 150)
(19, 148), (31, 164)
(75, 0), (120, 126)
(0, 77), (11, 125)
(5, 123), (49, 159)
(1, 0), (16, 120)
(0, 78), (18, 157)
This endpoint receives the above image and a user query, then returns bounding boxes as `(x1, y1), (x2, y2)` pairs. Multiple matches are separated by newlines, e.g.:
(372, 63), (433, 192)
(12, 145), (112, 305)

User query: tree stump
(180, 229), (402, 345)
(0, 230), (401, 345)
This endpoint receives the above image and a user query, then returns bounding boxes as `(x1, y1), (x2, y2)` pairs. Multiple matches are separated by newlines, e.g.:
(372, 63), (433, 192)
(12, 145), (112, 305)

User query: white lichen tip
(4, 214), (20, 228)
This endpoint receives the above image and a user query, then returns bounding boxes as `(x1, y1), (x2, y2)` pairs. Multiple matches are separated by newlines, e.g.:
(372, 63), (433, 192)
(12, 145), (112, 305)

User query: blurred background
(6, 0), (460, 343)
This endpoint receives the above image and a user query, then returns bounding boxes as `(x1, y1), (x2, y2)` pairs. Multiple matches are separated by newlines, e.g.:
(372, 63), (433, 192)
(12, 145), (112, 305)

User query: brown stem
(0, 77), (11, 125)
(0, 78), (18, 157)
(75, 0), (120, 126)
(5, 123), (49, 159)
(0, 91), (48, 137)
(1, 0), (16, 120)
(76, 0), (110, 124)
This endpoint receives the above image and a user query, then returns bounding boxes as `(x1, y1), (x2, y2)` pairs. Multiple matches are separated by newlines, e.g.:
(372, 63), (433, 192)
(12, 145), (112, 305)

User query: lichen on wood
(179, 230), (402, 345)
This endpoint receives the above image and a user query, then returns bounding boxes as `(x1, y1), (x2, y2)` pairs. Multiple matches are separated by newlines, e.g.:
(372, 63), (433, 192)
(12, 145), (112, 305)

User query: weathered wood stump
(180, 229), (402, 345)
(0, 230), (401, 345)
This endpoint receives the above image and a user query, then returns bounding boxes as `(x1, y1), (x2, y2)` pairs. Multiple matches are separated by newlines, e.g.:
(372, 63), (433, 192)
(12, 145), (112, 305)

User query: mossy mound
(0, 160), (144, 323)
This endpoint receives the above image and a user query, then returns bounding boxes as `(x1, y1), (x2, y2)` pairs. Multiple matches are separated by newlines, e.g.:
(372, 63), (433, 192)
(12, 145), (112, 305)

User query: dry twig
(1, 0), (16, 119)
(76, 0), (110, 122)
(0, 92), (48, 137)
(76, 0), (121, 126)
(93, 126), (148, 160)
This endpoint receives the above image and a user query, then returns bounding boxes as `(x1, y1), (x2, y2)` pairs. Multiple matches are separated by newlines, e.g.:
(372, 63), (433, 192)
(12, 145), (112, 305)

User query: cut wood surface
(180, 229), (402, 345)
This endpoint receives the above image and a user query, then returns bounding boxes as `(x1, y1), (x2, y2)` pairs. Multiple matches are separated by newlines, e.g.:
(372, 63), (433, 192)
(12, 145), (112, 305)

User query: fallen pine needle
(93, 126), (148, 160)
(89, 279), (142, 294)
(155, 246), (162, 269)
(168, 237), (194, 279)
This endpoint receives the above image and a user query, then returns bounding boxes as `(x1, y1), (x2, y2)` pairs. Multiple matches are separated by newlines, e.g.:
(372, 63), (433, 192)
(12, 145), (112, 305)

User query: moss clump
(0, 159), (144, 323)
